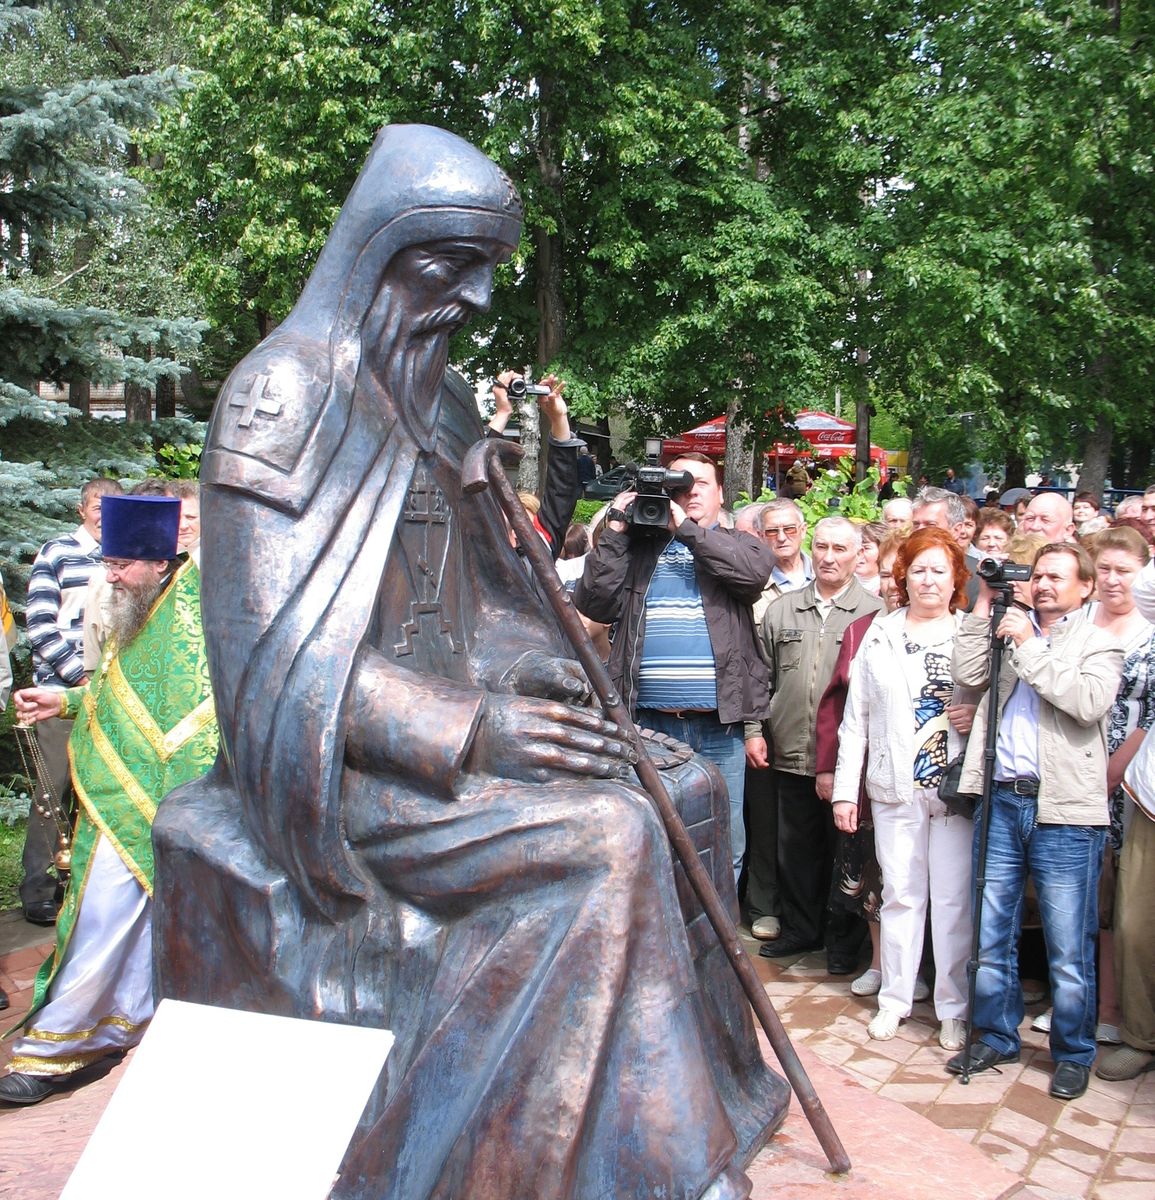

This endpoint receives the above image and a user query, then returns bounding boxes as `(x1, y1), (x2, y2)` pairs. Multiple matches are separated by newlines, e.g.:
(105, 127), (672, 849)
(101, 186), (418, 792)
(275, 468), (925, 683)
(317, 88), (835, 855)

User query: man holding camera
(574, 452), (773, 881)
(949, 544), (1123, 1099)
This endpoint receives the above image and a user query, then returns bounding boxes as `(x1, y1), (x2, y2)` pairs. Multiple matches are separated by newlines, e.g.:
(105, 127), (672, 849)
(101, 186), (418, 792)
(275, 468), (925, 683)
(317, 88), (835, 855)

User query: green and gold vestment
(26, 558), (218, 1017)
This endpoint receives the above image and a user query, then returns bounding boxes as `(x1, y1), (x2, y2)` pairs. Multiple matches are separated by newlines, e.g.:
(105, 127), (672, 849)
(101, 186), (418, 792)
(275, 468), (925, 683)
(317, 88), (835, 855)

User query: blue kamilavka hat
(100, 495), (181, 561)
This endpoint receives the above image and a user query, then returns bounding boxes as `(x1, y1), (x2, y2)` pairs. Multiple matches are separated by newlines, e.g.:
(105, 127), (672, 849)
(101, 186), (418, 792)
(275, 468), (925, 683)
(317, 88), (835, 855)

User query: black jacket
(574, 521), (773, 724)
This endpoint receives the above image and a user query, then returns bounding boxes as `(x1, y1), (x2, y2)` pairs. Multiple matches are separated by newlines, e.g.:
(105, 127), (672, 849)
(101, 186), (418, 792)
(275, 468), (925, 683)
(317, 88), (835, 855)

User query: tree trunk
(854, 340), (871, 485)
(517, 387), (541, 495)
(907, 430), (925, 492)
(68, 377), (91, 416)
(124, 381), (152, 423)
(155, 373), (177, 419)
(1077, 420), (1112, 502)
(180, 366), (216, 420)
(592, 415), (612, 471)
(534, 74), (565, 368)
(724, 397), (754, 510)
(1004, 447), (1027, 490)
(854, 392), (871, 486)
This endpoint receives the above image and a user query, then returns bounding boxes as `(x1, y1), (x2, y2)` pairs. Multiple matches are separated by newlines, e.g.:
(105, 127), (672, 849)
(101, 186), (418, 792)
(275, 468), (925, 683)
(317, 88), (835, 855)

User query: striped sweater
(26, 525), (102, 687)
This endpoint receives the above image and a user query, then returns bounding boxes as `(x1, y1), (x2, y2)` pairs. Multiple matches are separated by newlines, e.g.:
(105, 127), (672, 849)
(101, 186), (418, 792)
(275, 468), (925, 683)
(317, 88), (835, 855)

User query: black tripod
(959, 584), (1015, 1084)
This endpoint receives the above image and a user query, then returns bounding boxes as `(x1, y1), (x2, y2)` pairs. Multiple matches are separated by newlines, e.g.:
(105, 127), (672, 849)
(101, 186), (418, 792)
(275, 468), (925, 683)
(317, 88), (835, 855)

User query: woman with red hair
(832, 528), (976, 1049)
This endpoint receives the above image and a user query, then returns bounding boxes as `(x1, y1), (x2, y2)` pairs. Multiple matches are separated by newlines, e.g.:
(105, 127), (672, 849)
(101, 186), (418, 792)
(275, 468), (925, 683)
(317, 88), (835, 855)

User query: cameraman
(574, 453), (773, 881)
(948, 544), (1123, 1100)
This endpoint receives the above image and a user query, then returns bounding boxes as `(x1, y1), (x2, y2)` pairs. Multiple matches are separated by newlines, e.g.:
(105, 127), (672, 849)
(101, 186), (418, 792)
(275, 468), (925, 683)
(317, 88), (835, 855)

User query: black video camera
(976, 556), (1033, 587)
(502, 376), (551, 399)
(623, 464), (694, 530)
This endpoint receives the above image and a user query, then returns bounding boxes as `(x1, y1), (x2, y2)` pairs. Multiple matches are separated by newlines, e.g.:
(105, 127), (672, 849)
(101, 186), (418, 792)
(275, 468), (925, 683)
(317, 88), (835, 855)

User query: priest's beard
(108, 577), (166, 648)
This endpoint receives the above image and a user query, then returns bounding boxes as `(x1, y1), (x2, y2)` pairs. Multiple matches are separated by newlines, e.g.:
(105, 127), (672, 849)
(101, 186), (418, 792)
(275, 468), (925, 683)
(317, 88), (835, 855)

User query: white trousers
(9, 835), (153, 1077)
(872, 790), (973, 1020)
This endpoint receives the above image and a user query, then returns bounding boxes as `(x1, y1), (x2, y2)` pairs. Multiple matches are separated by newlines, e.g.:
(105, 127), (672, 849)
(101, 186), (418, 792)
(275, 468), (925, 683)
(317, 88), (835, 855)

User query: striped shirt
(26, 525), (102, 687)
(636, 538), (718, 710)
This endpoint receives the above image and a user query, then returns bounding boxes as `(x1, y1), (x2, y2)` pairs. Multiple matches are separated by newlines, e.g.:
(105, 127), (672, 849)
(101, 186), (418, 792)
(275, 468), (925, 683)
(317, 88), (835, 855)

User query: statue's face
(365, 236), (511, 450)
(392, 238), (508, 331)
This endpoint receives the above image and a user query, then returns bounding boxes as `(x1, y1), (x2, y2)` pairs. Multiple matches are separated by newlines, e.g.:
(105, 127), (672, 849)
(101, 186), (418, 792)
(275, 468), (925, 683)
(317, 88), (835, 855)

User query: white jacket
(832, 608), (965, 808)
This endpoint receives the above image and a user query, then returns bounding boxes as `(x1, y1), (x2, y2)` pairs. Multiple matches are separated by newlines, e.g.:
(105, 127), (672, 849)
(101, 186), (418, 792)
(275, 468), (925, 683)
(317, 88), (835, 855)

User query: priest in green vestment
(1, 494), (217, 1105)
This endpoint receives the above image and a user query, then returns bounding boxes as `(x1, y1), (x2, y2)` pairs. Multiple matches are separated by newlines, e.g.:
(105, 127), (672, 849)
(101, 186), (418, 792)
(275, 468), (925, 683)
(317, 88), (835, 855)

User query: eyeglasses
(762, 526), (801, 538)
(103, 559), (135, 572)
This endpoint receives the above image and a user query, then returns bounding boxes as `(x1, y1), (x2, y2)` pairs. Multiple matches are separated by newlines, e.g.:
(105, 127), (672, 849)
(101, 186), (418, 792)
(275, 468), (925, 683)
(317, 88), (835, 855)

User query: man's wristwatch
(606, 507), (629, 526)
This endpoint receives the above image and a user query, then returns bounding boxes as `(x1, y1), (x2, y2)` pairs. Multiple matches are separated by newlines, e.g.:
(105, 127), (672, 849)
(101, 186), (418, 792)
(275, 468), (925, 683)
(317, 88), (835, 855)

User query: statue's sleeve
(345, 649), (485, 794)
(198, 364), (414, 909)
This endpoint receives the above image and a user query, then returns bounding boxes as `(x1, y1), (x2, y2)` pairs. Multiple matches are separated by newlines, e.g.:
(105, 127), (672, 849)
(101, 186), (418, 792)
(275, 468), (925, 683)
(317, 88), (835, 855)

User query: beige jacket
(748, 577), (884, 777)
(951, 609), (1123, 825)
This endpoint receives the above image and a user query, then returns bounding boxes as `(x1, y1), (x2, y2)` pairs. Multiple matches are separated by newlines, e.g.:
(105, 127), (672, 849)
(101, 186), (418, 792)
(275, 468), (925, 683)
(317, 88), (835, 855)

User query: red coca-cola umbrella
(662, 411), (888, 472)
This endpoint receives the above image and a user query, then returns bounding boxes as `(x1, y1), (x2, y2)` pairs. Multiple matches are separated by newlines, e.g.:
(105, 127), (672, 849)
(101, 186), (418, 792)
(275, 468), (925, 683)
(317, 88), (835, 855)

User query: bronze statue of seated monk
(153, 124), (788, 1200)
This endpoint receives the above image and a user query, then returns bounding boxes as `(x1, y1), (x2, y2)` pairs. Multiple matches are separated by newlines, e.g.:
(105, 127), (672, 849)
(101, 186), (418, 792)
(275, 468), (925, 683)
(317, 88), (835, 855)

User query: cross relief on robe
(393, 465), (463, 660)
(228, 374), (284, 428)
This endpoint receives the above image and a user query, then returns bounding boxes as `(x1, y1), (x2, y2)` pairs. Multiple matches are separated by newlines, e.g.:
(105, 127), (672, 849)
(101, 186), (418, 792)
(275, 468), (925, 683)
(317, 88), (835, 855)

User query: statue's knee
(579, 788), (665, 872)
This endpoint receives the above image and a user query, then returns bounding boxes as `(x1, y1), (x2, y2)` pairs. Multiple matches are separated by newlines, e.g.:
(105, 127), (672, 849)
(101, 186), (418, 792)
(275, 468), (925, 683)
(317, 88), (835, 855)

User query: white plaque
(62, 999), (394, 1200)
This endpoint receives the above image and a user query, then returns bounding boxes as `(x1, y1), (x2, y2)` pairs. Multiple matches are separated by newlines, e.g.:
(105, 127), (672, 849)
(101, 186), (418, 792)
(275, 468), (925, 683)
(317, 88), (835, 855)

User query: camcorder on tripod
(975, 556), (1032, 588)
(957, 553), (1034, 1082)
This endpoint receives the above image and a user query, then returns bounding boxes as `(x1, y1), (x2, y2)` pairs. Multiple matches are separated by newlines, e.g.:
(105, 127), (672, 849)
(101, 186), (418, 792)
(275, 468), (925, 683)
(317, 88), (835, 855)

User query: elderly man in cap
(1, 495), (217, 1105)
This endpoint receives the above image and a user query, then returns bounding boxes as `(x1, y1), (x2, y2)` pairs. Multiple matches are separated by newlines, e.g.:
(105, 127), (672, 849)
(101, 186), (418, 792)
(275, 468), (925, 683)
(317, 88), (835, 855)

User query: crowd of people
(4, 433), (1155, 1116)
(566, 467), (1155, 1103)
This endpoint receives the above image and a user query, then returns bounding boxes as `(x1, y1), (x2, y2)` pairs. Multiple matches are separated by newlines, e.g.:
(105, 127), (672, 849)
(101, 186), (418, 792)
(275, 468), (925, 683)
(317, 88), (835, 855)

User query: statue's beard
(366, 292), (472, 450)
(391, 328), (452, 447)
(108, 577), (165, 649)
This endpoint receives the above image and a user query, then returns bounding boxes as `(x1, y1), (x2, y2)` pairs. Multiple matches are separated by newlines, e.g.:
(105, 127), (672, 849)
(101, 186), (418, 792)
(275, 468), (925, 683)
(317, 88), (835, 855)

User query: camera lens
(634, 496), (668, 526)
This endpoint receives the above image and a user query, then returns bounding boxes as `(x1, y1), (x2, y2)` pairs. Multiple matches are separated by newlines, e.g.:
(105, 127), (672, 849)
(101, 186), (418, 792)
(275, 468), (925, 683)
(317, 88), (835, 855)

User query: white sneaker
(750, 916), (781, 941)
(851, 968), (882, 996)
(868, 1009), (901, 1040)
(913, 976), (930, 1003)
(1031, 1009), (1052, 1033)
(939, 1018), (966, 1051)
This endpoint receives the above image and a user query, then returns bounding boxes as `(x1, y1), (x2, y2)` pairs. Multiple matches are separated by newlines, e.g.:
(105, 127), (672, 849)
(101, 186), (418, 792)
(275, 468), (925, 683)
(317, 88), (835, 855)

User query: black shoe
(758, 934), (823, 959)
(826, 953), (858, 976)
(0, 986), (8, 1011)
(946, 1043), (1020, 1075)
(22, 901), (58, 926)
(1050, 1062), (1090, 1100)
(0, 1072), (63, 1105)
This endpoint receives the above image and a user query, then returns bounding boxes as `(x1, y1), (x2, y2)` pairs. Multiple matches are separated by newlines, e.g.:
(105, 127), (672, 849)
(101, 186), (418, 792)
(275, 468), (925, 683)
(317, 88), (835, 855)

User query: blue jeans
(636, 709), (746, 882)
(973, 784), (1106, 1065)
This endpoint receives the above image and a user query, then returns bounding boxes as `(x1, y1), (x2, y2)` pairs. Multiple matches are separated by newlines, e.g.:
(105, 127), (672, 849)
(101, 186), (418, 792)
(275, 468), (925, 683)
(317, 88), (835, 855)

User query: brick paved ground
(1, 914), (1152, 1198)
(747, 932), (1155, 1199)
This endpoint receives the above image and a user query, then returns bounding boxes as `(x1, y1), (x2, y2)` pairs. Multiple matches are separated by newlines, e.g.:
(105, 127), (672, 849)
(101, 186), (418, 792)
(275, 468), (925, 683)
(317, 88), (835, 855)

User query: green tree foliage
(0, 0), (206, 602)
(870, 1), (1155, 484)
(0, 3), (203, 409)
(152, 0), (839, 438)
(140, 1), (1155, 489)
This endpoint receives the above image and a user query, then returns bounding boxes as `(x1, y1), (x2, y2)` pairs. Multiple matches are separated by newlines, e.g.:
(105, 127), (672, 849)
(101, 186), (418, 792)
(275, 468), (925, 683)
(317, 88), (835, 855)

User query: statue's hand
(469, 694), (637, 784)
(503, 650), (591, 704)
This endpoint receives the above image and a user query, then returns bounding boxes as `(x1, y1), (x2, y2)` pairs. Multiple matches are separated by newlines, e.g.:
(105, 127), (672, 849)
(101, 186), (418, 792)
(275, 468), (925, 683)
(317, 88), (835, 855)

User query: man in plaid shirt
(20, 477), (122, 923)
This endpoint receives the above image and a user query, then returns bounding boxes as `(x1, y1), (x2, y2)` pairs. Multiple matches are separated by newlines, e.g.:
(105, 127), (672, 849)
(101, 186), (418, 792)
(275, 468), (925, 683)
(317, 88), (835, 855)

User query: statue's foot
(698, 1166), (753, 1200)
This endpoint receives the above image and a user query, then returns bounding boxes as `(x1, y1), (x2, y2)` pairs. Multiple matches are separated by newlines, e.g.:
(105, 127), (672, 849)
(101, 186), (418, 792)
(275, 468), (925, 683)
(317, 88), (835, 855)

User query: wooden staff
(463, 436), (852, 1175)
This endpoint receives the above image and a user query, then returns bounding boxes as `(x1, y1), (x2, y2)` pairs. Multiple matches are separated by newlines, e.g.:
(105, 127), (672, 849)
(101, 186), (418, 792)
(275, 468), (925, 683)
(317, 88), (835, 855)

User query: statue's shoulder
(202, 336), (350, 516)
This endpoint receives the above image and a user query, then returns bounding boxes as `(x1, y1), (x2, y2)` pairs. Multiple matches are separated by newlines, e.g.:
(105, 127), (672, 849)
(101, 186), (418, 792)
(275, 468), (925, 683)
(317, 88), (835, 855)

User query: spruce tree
(0, 1), (204, 614)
